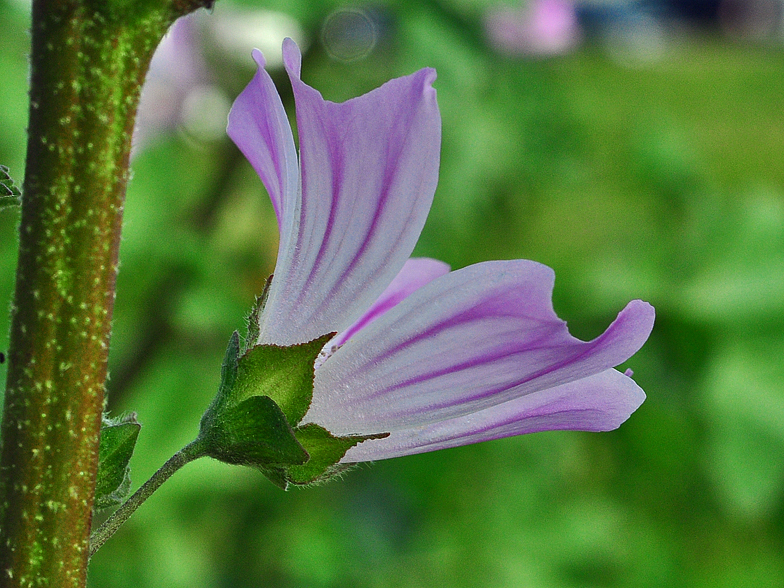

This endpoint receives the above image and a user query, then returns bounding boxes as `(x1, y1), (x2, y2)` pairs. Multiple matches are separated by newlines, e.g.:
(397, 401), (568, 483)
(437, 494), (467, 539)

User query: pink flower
(227, 39), (654, 463)
(485, 0), (581, 56)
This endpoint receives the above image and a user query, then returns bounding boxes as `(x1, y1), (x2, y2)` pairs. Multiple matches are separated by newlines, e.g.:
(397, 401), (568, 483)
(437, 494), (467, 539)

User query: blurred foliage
(1, 0), (784, 586)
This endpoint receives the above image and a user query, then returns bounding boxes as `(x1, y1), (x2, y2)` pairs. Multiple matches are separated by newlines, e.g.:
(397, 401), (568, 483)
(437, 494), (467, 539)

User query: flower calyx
(197, 328), (383, 489)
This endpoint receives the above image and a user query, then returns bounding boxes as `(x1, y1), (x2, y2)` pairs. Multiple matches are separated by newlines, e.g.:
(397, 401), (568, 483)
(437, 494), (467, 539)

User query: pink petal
(304, 260), (655, 435)
(342, 368), (646, 461)
(227, 49), (298, 228)
(257, 39), (441, 346)
(331, 257), (451, 348)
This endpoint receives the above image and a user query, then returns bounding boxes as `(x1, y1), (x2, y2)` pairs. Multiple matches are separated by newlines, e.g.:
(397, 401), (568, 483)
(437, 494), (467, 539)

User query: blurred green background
(2, 0), (784, 586)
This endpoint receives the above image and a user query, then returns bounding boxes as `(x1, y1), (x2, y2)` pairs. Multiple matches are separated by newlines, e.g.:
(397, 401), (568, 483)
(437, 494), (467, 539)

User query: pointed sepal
(232, 332), (334, 425)
(199, 330), (242, 427)
(197, 330), (337, 477)
(200, 395), (309, 467)
(263, 424), (388, 488)
(94, 413), (141, 511)
(243, 276), (272, 354)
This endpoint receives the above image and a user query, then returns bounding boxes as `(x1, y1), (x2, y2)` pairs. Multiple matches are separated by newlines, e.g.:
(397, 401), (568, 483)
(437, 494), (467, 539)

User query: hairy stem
(0, 1), (213, 586)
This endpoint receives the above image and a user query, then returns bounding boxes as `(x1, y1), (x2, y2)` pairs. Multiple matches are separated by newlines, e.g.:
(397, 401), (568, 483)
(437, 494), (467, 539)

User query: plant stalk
(0, 1), (212, 586)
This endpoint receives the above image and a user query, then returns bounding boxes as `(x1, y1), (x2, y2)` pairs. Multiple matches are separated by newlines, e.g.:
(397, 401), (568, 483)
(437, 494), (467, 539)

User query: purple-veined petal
(303, 259), (655, 435)
(257, 39), (441, 346)
(342, 368), (645, 462)
(227, 49), (298, 228)
(331, 257), (451, 348)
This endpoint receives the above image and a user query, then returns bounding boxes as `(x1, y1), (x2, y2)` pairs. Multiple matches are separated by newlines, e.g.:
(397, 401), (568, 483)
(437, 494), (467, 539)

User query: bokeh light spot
(321, 8), (378, 62)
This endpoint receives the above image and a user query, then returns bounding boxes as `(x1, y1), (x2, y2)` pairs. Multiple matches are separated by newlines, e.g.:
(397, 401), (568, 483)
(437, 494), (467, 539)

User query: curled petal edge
(306, 260), (655, 435)
(342, 367), (646, 462)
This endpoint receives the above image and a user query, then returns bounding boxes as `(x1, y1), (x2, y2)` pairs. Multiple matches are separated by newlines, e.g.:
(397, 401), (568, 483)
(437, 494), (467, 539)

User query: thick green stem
(89, 439), (207, 558)
(0, 1), (211, 586)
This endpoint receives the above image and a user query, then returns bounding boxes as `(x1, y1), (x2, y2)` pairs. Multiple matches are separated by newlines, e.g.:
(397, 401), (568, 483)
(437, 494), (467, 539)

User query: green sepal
(198, 329), (382, 489)
(200, 395), (309, 468)
(200, 330), (242, 424)
(259, 465), (290, 490)
(262, 424), (388, 489)
(243, 276), (272, 354)
(233, 333), (334, 425)
(94, 414), (141, 511)
(197, 330), (333, 473)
